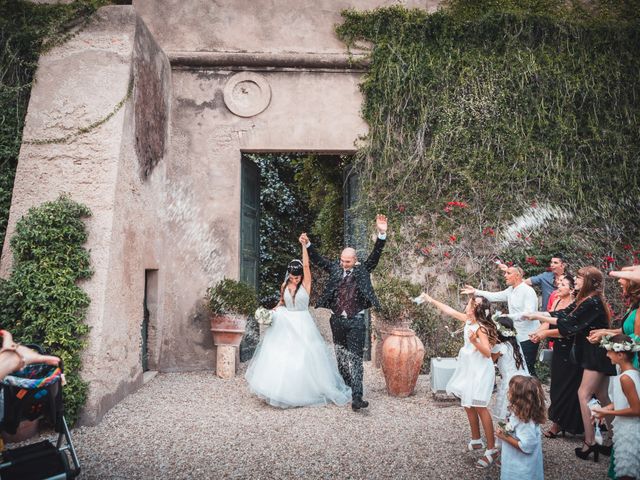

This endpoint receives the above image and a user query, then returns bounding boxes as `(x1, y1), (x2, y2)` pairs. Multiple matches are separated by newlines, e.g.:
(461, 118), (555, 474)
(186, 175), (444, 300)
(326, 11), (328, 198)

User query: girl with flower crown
(592, 334), (640, 479)
(490, 315), (529, 421)
(419, 292), (499, 469)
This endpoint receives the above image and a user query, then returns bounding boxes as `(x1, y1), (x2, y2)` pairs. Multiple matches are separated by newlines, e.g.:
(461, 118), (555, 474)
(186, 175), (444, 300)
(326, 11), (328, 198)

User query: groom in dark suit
(300, 214), (387, 411)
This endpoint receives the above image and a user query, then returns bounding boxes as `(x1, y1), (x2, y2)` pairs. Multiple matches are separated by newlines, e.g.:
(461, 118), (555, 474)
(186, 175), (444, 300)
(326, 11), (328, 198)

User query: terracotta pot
(381, 328), (425, 397)
(371, 325), (393, 369)
(210, 314), (247, 347)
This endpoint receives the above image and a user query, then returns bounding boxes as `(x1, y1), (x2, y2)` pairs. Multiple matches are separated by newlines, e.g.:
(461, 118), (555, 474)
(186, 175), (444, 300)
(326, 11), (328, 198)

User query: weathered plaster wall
(0, 6), (171, 425)
(133, 0), (440, 54)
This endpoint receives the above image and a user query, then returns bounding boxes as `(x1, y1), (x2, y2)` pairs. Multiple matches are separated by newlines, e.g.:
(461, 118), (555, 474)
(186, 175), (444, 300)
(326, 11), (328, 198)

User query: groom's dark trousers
(307, 237), (385, 399)
(330, 313), (366, 397)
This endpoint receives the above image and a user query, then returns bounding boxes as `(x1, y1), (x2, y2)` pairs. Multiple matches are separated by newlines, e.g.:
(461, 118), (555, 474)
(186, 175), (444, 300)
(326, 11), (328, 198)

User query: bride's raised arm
(301, 234), (312, 295)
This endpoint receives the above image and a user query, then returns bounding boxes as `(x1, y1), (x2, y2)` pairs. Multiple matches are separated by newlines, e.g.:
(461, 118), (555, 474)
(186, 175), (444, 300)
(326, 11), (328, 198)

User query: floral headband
(491, 311), (516, 338)
(600, 335), (640, 353)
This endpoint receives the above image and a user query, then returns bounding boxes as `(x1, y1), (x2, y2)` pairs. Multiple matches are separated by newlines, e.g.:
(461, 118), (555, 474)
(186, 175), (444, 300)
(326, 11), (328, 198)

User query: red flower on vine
(602, 255), (615, 267)
(419, 247), (430, 256)
(444, 201), (468, 213)
(449, 235), (458, 244)
(516, 233), (523, 239)
(525, 256), (540, 266)
(444, 251), (451, 259)
(506, 261), (514, 267)
(623, 244), (633, 251)
(396, 204), (406, 213)
(482, 227), (495, 237)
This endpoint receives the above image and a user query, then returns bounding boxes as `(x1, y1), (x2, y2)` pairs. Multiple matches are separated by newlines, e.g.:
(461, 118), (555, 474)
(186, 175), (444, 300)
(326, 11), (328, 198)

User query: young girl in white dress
(245, 238), (352, 408)
(491, 316), (529, 421)
(419, 293), (499, 469)
(496, 375), (545, 480)
(592, 334), (640, 480)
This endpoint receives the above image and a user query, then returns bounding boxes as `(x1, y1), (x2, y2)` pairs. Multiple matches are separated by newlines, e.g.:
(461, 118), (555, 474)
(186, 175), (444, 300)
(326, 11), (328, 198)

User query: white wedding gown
(245, 285), (352, 408)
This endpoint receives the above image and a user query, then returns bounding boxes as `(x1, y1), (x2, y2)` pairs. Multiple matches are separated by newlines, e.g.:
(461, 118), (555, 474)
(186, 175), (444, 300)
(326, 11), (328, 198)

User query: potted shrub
(373, 276), (425, 397)
(206, 279), (258, 378)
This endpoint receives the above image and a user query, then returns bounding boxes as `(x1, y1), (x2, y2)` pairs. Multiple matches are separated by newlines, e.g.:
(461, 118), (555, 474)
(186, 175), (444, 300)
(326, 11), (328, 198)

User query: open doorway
(240, 153), (369, 360)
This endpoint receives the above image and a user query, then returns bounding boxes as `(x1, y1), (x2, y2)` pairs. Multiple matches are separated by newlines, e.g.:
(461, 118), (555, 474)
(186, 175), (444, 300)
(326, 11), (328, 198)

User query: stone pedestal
(216, 345), (237, 379)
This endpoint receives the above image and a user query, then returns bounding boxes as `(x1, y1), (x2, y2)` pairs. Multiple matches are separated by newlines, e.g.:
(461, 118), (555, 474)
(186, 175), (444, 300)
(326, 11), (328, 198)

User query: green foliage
(374, 276), (422, 324)
(0, 0), (113, 257)
(374, 277), (463, 368)
(336, 1), (640, 355)
(293, 155), (347, 256)
(248, 154), (345, 307)
(207, 279), (259, 317)
(0, 195), (92, 423)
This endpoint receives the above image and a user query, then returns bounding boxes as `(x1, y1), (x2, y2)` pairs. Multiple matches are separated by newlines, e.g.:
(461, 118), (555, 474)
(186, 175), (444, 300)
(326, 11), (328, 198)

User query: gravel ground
(28, 364), (608, 479)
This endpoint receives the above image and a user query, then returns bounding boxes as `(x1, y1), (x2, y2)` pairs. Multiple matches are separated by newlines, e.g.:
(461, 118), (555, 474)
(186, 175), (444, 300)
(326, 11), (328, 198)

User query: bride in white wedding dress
(245, 237), (352, 408)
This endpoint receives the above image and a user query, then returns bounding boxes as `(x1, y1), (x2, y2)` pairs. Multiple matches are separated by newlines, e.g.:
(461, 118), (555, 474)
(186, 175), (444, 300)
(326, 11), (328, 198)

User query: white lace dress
(490, 342), (530, 420)
(245, 286), (352, 408)
(446, 322), (495, 407)
(611, 369), (640, 479)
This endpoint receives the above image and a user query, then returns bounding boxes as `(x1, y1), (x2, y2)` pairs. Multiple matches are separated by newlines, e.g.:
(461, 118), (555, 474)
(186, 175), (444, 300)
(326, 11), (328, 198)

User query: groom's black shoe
(351, 396), (369, 411)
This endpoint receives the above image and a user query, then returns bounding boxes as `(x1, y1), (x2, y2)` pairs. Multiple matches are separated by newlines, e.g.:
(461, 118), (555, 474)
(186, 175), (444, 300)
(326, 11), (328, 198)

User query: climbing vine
(337, 1), (640, 358)
(0, 0), (120, 256)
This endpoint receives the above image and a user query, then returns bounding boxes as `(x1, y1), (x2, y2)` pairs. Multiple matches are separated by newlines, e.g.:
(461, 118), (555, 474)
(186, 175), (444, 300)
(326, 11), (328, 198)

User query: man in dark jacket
(300, 214), (387, 411)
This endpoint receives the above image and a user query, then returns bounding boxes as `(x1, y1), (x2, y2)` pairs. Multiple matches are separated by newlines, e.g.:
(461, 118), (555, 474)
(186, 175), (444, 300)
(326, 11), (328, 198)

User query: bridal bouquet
(255, 307), (273, 327)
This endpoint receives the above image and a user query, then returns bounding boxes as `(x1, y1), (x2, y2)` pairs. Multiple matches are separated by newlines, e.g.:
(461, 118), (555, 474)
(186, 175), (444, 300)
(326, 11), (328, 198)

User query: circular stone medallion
(223, 72), (272, 118)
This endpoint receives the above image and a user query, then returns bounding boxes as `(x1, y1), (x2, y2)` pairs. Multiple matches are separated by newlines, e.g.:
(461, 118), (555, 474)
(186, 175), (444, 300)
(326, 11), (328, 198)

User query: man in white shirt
(461, 266), (540, 376)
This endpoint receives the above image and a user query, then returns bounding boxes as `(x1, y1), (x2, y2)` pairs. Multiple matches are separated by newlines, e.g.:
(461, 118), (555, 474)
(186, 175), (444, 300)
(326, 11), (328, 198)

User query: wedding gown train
(245, 285), (352, 408)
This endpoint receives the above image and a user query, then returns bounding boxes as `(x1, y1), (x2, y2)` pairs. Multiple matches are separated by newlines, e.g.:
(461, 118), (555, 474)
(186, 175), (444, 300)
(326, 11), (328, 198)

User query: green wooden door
(240, 157), (260, 290)
(240, 157), (260, 361)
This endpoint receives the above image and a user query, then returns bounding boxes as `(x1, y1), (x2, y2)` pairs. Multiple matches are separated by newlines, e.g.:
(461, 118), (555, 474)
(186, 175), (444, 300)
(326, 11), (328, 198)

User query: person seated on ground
(0, 330), (60, 380)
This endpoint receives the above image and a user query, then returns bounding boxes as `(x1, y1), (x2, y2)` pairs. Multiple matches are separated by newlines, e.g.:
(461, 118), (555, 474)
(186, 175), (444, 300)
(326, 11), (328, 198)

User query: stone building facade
(1, 0), (437, 424)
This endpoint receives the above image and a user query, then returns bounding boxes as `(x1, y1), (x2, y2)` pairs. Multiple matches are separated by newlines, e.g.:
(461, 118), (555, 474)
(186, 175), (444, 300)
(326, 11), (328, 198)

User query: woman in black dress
(530, 274), (584, 437)
(525, 266), (616, 461)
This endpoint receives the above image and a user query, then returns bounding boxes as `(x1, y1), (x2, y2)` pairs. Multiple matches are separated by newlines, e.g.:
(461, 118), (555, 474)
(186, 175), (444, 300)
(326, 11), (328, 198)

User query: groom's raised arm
(363, 214), (387, 272)
(301, 233), (333, 272)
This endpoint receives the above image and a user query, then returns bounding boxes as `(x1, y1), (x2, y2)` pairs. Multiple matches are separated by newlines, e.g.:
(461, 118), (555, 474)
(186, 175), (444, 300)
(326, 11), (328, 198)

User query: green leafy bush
(0, 195), (92, 423)
(207, 279), (259, 316)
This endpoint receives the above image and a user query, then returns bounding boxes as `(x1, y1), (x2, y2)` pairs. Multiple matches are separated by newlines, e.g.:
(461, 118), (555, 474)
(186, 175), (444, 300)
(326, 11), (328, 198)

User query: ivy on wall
(336, 1), (640, 358)
(0, 195), (92, 424)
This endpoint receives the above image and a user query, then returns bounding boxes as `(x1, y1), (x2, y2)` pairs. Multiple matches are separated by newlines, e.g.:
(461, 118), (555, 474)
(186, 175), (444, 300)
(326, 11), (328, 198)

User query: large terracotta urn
(381, 328), (425, 397)
(210, 314), (247, 379)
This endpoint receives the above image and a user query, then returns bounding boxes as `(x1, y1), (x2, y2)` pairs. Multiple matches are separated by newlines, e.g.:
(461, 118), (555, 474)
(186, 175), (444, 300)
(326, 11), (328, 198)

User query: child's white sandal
(476, 448), (499, 468)
(467, 438), (485, 451)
